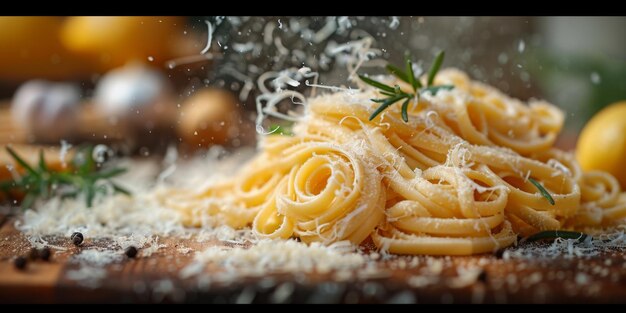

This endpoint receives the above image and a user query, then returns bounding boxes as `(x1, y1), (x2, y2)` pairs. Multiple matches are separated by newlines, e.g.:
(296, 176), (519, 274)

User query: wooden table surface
(0, 102), (614, 303)
(1, 213), (626, 304)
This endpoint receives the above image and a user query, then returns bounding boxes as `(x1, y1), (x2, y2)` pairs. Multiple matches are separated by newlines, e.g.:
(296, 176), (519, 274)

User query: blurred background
(0, 16), (624, 156)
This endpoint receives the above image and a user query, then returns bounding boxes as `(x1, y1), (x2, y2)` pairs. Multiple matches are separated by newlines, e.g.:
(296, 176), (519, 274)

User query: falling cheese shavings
(59, 140), (72, 168)
(389, 17), (400, 30)
(253, 66), (325, 135)
(547, 159), (572, 177)
(273, 71), (301, 88)
(165, 54), (215, 70)
(313, 17), (338, 44)
(200, 20), (214, 55)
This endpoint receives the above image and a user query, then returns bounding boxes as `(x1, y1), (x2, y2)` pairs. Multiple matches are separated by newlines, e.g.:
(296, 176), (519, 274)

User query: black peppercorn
(494, 249), (504, 259)
(71, 232), (84, 246)
(28, 247), (39, 260)
(40, 247), (52, 261)
(125, 246), (138, 258)
(477, 270), (488, 283)
(14, 256), (27, 270)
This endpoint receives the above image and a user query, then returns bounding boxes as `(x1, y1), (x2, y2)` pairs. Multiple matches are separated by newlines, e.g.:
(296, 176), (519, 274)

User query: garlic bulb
(11, 80), (80, 143)
(94, 63), (175, 130)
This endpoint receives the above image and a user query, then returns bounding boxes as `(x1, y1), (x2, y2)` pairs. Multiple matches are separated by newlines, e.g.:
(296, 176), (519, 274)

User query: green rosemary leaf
(111, 182), (131, 196)
(369, 94), (408, 121)
(405, 53), (420, 91)
(386, 64), (409, 83)
(269, 124), (293, 136)
(6, 147), (39, 177)
(421, 84), (454, 95)
(50, 172), (77, 185)
(92, 168), (127, 180)
(427, 51), (445, 87)
(0, 180), (15, 191)
(38, 149), (48, 172)
(2, 144), (130, 209)
(358, 75), (396, 93)
(358, 50), (453, 124)
(39, 177), (48, 199)
(380, 91), (396, 97)
(21, 193), (36, 211)
(524, 230), (588, 243)
(60, 190), (79, 200)
(85, 183), (95, 208)
(76, 146), (96, 176)
(401, 98), (411, 123)
(528, 177), (555, 205)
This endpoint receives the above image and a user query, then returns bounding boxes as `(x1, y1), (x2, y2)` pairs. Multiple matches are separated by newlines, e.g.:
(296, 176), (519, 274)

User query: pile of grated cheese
(180, 239), (368, 281)
(12, 146), (380, 288)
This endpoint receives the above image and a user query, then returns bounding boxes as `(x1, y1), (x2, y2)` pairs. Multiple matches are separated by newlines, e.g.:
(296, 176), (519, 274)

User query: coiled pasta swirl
(166, 68), (626, 255)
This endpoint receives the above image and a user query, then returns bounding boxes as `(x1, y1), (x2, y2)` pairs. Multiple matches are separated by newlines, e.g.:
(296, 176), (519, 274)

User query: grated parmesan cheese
(180, 239), (369, 280)
(505, 228), (626, 260)
(66, 266), (107, 288)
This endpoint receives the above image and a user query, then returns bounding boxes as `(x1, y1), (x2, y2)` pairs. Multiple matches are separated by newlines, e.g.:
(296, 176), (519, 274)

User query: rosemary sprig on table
(528, 177), (555, 205)
(0, 145), (130, 209)
(523, 230), (589, 243)
(358, 51), (454, 122)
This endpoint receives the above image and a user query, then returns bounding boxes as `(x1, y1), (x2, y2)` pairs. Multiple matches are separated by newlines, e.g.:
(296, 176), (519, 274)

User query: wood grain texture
(0, 102), (127, 147)
(1, 216), (626, 303)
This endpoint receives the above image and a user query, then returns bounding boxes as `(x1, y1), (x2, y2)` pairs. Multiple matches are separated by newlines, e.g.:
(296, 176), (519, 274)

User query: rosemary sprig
(523, 230), (589, 243)
(0, 145), (130, 209)
(427, 51), (445, 87)
(359, 51), (454, 122)
(422, 85), (455, 95)
(528, 177), (555, 205)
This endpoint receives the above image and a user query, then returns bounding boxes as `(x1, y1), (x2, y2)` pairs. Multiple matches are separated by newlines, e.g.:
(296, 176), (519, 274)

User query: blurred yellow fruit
(60, 16), (185, 71)
(576, 101), (626, 188)
(0, 17), (92, 81)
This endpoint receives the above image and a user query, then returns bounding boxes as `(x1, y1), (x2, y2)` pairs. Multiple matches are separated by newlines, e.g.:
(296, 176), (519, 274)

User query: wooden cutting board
(1, 214), (626, 304)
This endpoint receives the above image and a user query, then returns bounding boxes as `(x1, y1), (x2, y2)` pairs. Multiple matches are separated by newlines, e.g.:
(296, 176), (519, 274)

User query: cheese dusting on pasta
(162, 68), (626, 255)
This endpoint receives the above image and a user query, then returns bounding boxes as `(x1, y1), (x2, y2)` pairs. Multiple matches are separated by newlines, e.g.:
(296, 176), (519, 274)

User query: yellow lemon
(576, 101), (626, 188)
(60, 16), (185, 71)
